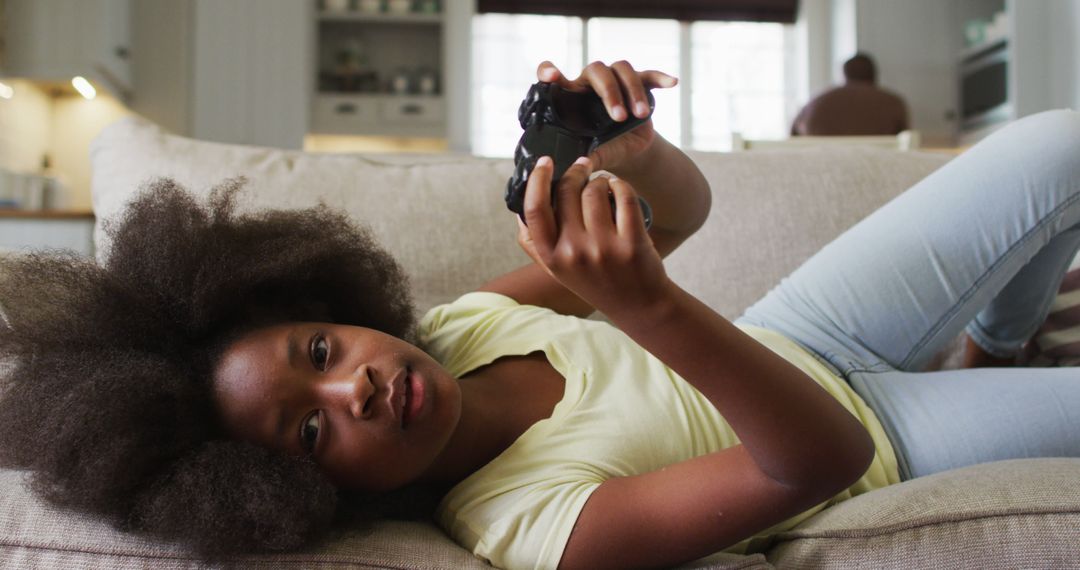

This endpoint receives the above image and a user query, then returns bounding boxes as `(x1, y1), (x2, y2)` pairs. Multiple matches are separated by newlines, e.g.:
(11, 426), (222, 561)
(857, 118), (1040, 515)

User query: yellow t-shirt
(419, 292), (899, 570)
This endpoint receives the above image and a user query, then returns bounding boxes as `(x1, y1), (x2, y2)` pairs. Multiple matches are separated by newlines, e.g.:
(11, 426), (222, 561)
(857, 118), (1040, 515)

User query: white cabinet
(1, 0), (132, 99)
(190, 0), (312, 149)
(311, 5), (447, 139)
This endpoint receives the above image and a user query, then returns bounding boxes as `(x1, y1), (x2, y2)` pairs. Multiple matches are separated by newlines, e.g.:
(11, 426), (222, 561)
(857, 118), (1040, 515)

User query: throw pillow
(1022, 256), (1080, 366)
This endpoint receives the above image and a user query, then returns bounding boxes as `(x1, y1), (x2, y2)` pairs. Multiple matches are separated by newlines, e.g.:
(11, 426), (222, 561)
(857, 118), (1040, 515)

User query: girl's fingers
(580, 61), (628, 122)
(610, 60), (651, 119)
(640, 70), (678, 90)
(554, 156), (592, 230)
(540, 60), (676, 123)
(536, 60), (563, 83)
(516, 217), (547, 269)
(521, 156), (558, 252)
(609, 177), (648, 240)
(581, 176), (615, 234)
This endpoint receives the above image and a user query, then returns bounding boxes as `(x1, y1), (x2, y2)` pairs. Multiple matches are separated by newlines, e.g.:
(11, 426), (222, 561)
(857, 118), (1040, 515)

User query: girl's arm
(515, 160), (877, 569)
(477, 61), (710, 317)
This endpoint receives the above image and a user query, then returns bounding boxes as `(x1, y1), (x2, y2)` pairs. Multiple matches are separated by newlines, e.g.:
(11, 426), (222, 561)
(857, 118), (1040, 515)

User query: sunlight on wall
(50, 93), (132, 210)
(0, 80), (52, 173)
(0, 79), (131, 211)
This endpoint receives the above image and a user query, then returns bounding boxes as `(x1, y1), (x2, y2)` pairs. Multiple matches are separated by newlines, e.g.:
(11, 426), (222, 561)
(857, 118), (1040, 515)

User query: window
(689, 21), (797, 150)
(470, 15), (582, 159)
(586, 18), (682, 145)
(471, 14), (795, 156)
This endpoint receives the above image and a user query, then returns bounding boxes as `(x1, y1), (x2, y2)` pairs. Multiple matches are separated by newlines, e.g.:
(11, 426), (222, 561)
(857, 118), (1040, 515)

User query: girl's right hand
(536, 60), (678, 174)
(515, 154), (672, 317)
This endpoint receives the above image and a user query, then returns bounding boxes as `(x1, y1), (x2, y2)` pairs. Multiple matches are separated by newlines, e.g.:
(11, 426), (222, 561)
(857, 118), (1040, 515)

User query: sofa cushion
(90, 117), (952, 320)
(90, 116), (524, 317)
(0, 470), (767, 569)
(671, 147), (950, 319)
(765, 458), (1080, 568)
(0, 470), (484, 569)
(1023, 263), (1080, 366)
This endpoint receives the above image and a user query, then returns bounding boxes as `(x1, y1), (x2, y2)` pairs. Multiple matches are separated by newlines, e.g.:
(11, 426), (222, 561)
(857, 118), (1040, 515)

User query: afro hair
(0, 178), (417, 557)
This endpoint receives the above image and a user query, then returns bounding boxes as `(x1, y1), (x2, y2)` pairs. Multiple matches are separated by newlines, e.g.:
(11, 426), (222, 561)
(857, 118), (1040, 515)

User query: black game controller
(505, 82), (654, 229)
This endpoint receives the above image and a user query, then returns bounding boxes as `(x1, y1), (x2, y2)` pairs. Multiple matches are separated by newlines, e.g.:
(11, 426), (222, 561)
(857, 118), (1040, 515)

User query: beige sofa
(1, 116), (1077, 569)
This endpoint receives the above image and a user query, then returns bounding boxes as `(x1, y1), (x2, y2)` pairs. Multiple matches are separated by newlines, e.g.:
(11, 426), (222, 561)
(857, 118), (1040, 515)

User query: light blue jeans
(737, 109), (1080, 481)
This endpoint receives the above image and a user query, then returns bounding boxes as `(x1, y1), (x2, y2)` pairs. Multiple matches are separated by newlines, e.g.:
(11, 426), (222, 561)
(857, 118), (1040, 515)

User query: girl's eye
(310, 334), (329, 370)
(300, 411), (320, 454)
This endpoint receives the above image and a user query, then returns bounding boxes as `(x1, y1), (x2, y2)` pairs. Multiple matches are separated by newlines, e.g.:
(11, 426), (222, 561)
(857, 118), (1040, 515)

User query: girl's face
(212, 322), (462, 492)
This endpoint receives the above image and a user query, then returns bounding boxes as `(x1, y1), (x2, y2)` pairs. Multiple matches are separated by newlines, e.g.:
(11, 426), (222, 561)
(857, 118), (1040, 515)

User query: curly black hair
(0, 178), (418, 557)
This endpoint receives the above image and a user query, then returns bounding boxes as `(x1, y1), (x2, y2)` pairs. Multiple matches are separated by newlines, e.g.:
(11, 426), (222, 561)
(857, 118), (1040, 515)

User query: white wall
(852, 0), (956, 146)
(130, 0), (192, 136)
(49, 93), (131, 210)
(1009, 0), (1079, 118)
(191, 0), (311, 148)
(829, 0), (857, 83)
(444, 0), (475, 152)
(796, 0), (832, 101)
(1040, 0), (1078, 112)
(802, 0), (958, 145)
(1075, 0), (1080, 109)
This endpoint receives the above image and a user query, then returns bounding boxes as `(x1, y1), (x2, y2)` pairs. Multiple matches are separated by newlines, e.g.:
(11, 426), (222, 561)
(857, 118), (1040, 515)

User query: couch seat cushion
(765, 458), (1080, 568)
(0, 469), (485, 569)
(0, 468), (770, 569)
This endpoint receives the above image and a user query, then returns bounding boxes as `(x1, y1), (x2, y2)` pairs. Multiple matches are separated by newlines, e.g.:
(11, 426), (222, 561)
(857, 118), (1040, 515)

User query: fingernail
(635, 101), (650, 117)
(612, 105), (627, 121)
(574, 156), (591, 167)
(537, 156), (552, 167)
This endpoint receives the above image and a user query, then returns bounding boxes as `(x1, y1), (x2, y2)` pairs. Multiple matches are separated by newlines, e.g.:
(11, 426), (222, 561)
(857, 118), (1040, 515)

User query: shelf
(313, 5), (446, 140)
(957, 35), (1007, 62)
(317, 11), (442, 24)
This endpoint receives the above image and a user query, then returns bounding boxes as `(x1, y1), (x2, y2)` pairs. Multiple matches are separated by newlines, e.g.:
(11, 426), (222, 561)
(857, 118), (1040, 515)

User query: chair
(731, 130), (921, 152)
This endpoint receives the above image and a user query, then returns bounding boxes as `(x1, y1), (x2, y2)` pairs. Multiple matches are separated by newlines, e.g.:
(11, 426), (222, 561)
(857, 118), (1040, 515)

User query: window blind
(476, 0), (800, 24)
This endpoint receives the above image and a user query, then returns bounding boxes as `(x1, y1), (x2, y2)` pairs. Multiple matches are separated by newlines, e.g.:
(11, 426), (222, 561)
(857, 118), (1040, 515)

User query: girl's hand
(537, 60), (678, 173)
(516, 154), (672, 316)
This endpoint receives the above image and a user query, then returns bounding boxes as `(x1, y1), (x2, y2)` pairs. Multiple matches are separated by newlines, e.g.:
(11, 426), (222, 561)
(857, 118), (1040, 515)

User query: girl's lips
(402, 370), (425, 428)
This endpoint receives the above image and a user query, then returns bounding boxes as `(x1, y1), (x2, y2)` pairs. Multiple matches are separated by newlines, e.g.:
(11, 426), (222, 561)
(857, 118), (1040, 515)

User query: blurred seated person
(791, 53), (909, 136)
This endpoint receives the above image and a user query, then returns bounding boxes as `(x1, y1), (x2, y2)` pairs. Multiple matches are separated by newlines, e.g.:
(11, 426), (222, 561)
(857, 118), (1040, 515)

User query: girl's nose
(351, 364), (376, 419)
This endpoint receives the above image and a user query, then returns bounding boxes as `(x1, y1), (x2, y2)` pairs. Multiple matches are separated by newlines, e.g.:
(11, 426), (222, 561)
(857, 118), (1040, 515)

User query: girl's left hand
(516, 154), (672, 316)
(536, 60), (678, 173)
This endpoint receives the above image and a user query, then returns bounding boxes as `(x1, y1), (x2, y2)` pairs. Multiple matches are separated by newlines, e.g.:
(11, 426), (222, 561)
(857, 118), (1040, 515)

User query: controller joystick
(505, 82), (654, 229)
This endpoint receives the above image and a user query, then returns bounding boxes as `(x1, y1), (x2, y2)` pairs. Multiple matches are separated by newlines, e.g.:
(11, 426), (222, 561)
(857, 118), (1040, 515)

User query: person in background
(791, 52), (910, 136)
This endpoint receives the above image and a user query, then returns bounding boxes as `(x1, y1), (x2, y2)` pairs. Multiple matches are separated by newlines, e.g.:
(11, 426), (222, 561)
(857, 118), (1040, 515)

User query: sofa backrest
(90, 117), (951, 320)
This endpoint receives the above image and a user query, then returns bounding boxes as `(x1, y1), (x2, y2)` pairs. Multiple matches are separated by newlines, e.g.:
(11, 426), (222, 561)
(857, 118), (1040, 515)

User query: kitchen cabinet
(1, 0), (132, 100)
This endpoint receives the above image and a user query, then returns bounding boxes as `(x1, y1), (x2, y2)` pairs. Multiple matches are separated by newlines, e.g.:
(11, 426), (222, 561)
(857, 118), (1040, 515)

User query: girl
(1, 61), (1078, 569)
